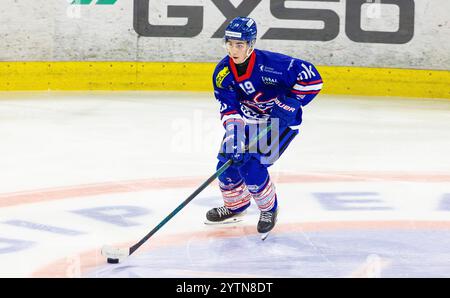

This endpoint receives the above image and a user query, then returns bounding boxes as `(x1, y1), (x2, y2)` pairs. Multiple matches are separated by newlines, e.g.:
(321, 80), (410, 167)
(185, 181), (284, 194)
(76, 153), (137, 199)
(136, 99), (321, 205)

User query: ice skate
(258, 208), (278, 240)
(204, 206), (247, 225)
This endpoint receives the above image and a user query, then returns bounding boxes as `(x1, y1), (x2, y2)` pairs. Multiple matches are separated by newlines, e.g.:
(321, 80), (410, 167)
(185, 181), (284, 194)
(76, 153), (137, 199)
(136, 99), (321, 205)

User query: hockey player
(206, 17), (322, 237)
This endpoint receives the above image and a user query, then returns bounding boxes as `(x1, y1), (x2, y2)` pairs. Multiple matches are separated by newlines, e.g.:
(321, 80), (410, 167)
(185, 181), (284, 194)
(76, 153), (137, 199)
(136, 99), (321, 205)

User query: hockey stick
(102, 123), (272, 263)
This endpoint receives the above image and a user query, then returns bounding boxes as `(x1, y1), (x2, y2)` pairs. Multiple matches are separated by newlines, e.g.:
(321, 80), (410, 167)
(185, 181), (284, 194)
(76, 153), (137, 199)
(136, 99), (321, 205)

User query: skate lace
(217, 206), (232, 217)
(259, 211), (273, 223)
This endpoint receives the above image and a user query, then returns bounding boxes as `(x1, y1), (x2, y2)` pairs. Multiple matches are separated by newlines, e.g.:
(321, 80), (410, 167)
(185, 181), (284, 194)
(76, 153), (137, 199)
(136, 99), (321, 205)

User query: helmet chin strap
(244, 46), (254, 61)
(243, 40), (255, 62)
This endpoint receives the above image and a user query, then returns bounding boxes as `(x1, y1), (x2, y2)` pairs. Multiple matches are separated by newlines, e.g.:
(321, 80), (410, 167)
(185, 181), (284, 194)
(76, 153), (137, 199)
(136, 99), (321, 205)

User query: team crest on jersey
(241, 105), (270, 120)
(243, 101), (274, 113)
(216, 66), (230, 89)
(262, 76), (278, 85)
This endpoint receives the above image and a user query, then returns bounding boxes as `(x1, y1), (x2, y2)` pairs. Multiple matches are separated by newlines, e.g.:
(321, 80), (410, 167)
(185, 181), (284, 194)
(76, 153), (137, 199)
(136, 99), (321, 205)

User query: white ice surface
(0, 92), (449, 277)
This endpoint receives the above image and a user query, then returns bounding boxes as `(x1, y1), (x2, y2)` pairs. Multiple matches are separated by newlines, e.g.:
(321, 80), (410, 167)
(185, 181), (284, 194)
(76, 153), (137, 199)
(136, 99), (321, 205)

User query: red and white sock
(250, 178), (277, 212)
(220, 180), (251, 212)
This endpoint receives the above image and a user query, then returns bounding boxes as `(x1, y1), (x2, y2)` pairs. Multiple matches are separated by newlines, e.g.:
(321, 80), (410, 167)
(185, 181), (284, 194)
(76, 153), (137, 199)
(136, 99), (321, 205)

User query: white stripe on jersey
(293, 83), (323, 91)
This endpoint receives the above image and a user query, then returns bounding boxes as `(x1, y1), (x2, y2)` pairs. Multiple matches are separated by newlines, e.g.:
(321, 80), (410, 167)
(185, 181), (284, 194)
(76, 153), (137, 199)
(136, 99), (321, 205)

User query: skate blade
(260, 208), (279, 241)
(260, 232), (270, 241)
(204, 217), (244, 225)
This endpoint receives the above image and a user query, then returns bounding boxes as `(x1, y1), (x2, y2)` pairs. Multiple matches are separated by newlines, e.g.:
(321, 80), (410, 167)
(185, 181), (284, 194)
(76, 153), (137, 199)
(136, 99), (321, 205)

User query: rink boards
(0, 62), (449, 99)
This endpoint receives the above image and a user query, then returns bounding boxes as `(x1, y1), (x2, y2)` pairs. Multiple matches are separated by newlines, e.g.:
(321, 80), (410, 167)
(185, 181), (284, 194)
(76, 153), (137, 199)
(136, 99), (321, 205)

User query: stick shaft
(129, 124), (272, 255)
(129, 159), (232, 254)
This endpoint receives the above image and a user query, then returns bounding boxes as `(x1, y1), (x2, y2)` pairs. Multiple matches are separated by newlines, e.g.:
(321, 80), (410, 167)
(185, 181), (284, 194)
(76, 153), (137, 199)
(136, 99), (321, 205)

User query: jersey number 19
(239, 81), (255, 95)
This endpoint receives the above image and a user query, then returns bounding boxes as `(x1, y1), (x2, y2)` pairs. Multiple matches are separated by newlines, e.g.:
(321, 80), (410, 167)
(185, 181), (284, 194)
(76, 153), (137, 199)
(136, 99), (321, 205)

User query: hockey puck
(107, 258), (119, 264)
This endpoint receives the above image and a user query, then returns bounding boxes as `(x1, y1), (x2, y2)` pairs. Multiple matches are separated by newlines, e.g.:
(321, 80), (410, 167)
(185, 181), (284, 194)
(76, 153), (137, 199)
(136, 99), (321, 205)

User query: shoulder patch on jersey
(216, 66), (230, 89)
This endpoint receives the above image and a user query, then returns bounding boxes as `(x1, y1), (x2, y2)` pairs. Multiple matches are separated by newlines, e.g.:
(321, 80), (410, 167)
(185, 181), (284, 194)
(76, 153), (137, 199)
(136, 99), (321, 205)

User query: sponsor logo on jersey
(262, 76), (278, 85)
(274, 98), (296, 112)
(258, 64), (283, 75)
(297, 63), (316, 81)
(216, 66), (230, 88)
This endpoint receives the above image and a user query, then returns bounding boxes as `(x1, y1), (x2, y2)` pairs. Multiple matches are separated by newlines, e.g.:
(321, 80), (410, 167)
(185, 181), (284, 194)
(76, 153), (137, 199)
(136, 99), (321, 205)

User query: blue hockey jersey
(212, 49), (322, 127)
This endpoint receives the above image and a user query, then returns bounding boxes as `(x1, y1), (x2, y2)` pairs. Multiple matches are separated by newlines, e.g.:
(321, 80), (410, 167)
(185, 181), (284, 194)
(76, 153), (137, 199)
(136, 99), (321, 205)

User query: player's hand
(218, 119), (250, 167)
(221, 140), (249, 167)
(270, 96), (302, 127)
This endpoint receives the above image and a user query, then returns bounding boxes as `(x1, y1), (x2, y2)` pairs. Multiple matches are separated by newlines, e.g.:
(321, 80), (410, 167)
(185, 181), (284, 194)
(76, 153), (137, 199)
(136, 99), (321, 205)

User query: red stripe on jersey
(229, 51), (256, 82)
(221, 110), (238, 116)
(292, 90), (321, 95)
(220, 110), (239, 119)
(253, 92), (263, 102)
(296, 79), (323, 86)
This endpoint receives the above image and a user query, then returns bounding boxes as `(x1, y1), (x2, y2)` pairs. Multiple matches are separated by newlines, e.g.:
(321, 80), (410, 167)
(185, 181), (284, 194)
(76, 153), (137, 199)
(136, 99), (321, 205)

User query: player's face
(225, 39), (251, 64)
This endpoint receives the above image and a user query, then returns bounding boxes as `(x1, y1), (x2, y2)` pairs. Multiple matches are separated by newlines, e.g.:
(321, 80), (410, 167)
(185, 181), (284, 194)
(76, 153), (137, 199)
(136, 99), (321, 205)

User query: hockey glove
(218, 119), (250, 167)
(270, 96), (302, 128)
